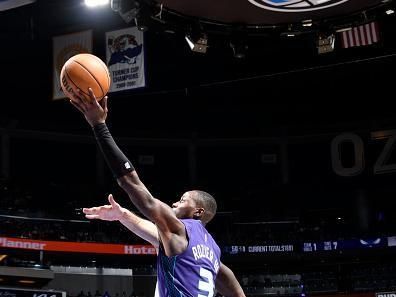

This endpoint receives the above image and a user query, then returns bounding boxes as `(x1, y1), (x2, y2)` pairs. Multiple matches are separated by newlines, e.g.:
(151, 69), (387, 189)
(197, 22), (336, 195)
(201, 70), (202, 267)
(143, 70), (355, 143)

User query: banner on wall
(52, 30), (92, 100)
(106, 27), (145, 92)
(0, 236), (156, 255)
(339, 21), (380, 49)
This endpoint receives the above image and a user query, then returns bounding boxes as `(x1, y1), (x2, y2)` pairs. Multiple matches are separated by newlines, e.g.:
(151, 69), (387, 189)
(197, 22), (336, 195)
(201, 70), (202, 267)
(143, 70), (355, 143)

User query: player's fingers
(69, 91), (85, 106)
(88, 88), (99, 103)
(74, 89), (87, 102)
(82, 207), (94, 214)
(70, 100), (85, 113)
(74, 89), (92, 108)
(83, 206), (102, 214)
(108, 194), (118, 207)
(98, 96), (107, 111)
(85, 214), (100, 219)
(102, 96), (108, 113)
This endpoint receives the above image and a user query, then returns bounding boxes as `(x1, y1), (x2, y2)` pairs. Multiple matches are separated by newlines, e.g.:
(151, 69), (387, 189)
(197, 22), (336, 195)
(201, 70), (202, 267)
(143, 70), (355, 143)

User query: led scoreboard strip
(303, 238), (387, 252)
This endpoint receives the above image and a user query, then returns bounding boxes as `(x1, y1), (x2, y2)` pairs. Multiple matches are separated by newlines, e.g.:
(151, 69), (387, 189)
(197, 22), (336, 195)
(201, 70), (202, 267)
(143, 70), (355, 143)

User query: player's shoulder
(180, 218), (204, 226)
(180, 218), (197, 227)
(180, 219), (207, 232)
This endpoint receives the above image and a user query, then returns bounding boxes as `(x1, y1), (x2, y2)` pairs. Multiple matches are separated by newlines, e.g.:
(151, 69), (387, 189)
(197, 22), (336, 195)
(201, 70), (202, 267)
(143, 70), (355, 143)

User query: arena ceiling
(156, 0), (389, 25)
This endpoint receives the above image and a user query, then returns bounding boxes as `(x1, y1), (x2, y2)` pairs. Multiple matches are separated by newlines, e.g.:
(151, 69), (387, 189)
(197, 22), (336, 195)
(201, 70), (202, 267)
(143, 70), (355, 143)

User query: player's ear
(193, 208), (205, 219)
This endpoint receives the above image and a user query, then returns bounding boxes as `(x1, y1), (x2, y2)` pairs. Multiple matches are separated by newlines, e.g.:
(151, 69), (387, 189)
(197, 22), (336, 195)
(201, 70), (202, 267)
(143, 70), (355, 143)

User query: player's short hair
(193, 190), (217, 224)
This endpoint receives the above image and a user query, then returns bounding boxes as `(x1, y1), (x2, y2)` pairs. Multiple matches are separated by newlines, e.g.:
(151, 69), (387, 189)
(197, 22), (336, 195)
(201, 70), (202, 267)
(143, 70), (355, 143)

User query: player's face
(172, 192), (198, 219)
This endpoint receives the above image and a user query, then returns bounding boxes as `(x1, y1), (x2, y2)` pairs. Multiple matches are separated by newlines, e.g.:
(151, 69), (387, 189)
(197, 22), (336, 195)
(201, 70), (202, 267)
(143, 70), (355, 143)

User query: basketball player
(70, 88), (245, 297)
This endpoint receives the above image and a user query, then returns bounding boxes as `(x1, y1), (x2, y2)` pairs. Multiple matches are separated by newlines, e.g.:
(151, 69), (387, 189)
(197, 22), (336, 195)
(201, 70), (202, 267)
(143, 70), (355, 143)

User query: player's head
(172, 190), (217, 225)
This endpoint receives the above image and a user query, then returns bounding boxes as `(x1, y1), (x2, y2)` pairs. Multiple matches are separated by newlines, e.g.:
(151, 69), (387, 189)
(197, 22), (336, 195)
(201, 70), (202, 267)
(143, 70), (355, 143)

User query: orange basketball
(60, 53), (111, 101)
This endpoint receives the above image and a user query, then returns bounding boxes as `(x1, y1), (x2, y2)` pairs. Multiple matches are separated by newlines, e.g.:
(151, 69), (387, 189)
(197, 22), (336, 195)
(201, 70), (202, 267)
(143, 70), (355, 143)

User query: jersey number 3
(198, 267), (214, 297)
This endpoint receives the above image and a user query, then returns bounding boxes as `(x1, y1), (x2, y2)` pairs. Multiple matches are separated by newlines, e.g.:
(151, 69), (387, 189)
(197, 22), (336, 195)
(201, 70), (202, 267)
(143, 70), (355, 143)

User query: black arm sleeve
(92, 123), (135, 178)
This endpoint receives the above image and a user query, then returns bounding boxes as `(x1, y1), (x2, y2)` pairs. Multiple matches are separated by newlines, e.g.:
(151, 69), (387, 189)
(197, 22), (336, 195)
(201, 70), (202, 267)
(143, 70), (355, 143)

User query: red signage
(0, 236), (156, 255)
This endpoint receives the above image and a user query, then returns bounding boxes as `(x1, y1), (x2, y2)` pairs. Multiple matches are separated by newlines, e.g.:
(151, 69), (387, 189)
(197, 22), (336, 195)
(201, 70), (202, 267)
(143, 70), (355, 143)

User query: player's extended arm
(119, 204), (159, 248)
(83, 194), (159, 248)
(82, 194), (159, 248)
(215, 263), (246, 297)
(70, 89), (186, 255)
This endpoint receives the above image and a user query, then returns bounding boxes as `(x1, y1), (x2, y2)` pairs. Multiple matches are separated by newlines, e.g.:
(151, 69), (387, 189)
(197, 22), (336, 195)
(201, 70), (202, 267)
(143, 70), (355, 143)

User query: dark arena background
(1, 0), (396, 296)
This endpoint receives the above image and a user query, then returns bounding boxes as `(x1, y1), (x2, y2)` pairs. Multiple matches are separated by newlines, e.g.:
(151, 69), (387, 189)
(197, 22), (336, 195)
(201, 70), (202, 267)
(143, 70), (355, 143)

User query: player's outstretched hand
(83, 194), (124, 221)
(69, 88), (108, 127)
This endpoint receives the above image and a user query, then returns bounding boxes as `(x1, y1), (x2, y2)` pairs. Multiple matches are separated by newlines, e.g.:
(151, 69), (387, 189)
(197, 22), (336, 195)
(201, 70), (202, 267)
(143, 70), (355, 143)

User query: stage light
(185, 34), (208, 53)
(111, 0), (141, 23)
(185, 35), (195, 50)
(302, 19), (313, 27)
(317, 33), (335, 54)
(85, 0), (109, 7)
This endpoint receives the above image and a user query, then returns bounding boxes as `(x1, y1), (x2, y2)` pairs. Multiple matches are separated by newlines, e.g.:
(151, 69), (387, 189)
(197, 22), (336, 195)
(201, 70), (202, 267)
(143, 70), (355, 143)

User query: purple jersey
(156, 219), (221, 297)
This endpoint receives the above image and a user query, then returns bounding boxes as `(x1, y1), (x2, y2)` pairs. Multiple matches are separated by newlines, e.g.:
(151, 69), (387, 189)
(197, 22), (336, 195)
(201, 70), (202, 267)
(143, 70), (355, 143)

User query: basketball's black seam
(64, 68), (89, 97)
(73, 59), (105, 97)
(92, 55), (111, 90)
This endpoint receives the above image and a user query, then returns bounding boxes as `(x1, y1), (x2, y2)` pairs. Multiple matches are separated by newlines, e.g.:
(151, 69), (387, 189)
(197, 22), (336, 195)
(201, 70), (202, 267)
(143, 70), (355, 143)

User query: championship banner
(106, 27), (145, 92)
(52, 30), (92, 100)
(0, 236), (156, 255)
(0, 0), (35, 11)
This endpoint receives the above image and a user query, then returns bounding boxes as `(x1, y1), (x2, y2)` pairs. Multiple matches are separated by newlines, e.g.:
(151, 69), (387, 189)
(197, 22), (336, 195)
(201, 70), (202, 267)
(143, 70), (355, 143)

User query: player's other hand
(83, 194), (124, 221)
